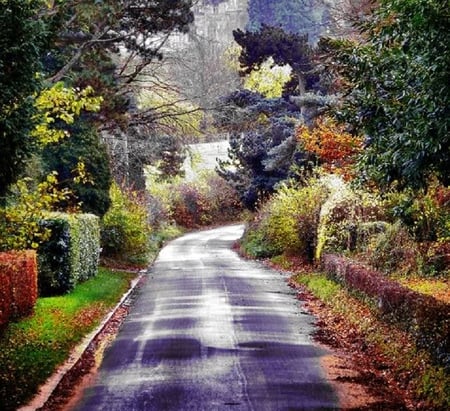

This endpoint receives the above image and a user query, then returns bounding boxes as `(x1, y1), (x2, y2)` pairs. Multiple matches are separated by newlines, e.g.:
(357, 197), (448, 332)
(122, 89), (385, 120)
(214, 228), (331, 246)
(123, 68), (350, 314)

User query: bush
(101, 183), (152, 266)
(315, 175), (386, 260)
(0, 251), (37, 328)
(385, 184), (450, 242)
(241, 180), (328, 260)
(38, 213), (100, 296)
(148, 171), (243, 229)
(366, 221), (420, 275)
(0, 174), (70, 252)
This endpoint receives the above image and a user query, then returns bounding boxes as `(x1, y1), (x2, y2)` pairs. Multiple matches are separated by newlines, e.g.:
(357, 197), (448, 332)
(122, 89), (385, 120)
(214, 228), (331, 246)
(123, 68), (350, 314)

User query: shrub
(385, 184), (450, 242)
(148, 171), (243, 229)
(101, 183), (152, 266)
(0, 251), (37, 328)
(0, 174), (70, 251)
(315, 175), (386, 260)
(366, 221), (420, 275)
(38, 213), (100, 296)
(241, 180), (328, 260)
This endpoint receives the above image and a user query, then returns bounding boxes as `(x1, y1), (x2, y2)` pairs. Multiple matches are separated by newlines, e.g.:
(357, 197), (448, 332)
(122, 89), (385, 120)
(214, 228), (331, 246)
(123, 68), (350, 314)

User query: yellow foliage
(32, 82), (103, 145)
(0, 173), (72, 251)
(244, 57), (291, 98)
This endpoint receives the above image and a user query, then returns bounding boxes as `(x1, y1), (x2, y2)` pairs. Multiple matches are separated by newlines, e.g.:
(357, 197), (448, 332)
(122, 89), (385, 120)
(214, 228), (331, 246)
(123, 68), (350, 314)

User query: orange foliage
(0, 250), (38, 329)
(296, 117), (363, 179)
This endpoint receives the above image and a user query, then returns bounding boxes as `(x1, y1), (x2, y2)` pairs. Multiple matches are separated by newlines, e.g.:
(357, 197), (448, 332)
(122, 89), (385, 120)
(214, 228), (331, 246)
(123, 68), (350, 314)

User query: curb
(18, 270), (147, 411)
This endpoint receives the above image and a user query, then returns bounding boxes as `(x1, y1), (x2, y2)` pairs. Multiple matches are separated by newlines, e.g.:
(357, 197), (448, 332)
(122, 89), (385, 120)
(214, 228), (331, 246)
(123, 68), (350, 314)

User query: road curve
(71, 225), (338, 411)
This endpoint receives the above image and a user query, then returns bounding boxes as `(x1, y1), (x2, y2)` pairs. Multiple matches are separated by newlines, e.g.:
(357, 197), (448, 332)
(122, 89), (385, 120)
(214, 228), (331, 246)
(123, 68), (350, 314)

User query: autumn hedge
(322, 254), (450, 368)
(0, 250), (38, 329)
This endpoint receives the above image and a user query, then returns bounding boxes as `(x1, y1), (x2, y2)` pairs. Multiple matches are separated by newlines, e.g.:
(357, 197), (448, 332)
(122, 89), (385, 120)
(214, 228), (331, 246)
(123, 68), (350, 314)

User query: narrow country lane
(71, 225), (338, 411)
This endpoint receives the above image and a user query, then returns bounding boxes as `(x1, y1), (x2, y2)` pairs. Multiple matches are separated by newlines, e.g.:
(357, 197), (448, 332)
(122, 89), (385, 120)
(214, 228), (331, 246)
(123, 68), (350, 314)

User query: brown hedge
(0, 250), (38, 329)
(322, 253), (450, 368)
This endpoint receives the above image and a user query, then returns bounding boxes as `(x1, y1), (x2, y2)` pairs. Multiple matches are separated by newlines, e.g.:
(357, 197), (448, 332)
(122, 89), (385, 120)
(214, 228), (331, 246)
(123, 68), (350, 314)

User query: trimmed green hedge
(38, 213), (100, 296)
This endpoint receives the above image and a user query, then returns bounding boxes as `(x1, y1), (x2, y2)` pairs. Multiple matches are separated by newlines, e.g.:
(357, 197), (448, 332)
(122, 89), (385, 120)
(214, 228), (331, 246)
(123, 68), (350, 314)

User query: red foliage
(0, 250), (38, 329)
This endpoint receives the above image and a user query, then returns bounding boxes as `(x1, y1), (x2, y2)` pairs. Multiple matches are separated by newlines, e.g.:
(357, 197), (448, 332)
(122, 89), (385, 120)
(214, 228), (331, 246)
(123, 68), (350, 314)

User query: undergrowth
(0, 268), (135, 411)
(293, 271), (450, 409)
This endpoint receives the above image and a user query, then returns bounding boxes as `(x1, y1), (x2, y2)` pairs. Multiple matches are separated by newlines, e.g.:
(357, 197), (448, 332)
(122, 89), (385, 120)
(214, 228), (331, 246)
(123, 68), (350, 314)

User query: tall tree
(329, 0), (450, 189)
(0, 0), (45, 199)
(43, 0), (195, 130)
(216, 90), (311, 209)
(41, 121), (112, 217)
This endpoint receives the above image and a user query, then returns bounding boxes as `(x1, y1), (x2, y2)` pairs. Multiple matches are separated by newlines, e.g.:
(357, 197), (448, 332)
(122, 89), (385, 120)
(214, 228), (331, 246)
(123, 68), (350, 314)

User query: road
(71, 225), (338, 411)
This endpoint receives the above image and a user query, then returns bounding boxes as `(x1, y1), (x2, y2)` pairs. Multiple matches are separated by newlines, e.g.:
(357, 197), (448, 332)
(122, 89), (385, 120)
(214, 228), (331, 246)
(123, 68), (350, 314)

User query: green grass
(0, 267), (136, 411)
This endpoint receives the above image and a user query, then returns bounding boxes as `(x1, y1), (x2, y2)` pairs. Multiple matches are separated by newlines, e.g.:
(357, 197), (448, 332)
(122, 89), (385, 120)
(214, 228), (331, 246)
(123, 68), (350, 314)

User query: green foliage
(0, 173), (70, 251)
(101, 183), (152, 266)
(41, 121), (112, 217)
(0, 268), (135, 411)
(330, 0), (450, 189)
(294, 272), (343, 302)
(241, 180), (328, 260)
(0, 0), (45, 198)
(385, 185), (450, 242)
(38, 213), (100, 296)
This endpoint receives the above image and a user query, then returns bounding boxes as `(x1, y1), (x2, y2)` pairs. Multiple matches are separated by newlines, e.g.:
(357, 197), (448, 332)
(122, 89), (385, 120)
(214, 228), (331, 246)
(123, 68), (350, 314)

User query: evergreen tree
(41, 121), (112, 217)
(0, 0), (45, 199)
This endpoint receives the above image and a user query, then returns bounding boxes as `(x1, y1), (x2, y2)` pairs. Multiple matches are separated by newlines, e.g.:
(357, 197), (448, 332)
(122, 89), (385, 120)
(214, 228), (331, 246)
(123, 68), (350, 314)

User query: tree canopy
(329, 0), (450, 189)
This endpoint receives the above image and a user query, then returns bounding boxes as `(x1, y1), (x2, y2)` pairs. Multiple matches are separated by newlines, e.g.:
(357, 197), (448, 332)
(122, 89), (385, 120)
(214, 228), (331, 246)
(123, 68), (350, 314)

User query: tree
(233, 25), (320, 95)
(329, 0), (450, 189)
(216, 90), (310, 209)
(0, 0), (45, 199)
(41, 121), (112, 217)
(43, 0), (195, 130)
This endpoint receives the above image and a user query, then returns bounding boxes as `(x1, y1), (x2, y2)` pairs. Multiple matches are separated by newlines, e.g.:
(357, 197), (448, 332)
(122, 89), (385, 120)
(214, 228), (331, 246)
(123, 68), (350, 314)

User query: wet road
(72, 225), (338, 411)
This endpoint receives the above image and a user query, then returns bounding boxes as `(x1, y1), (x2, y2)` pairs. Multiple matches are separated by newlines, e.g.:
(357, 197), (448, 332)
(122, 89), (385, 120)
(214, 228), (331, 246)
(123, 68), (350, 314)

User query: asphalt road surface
(71, 225), (338, 411)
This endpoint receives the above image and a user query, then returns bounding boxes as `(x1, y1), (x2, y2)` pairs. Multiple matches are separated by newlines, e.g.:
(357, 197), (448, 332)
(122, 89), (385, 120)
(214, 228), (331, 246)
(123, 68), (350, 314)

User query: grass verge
(292, 270), (450, 410)
(0, 267), (136, 411)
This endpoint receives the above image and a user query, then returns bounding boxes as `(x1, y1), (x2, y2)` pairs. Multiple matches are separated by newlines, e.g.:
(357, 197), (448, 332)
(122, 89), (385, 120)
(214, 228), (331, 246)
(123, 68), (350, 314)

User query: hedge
(0, 251), (38, 329)
(38, 213), (100, 296)
(322, 254), (450, 368)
